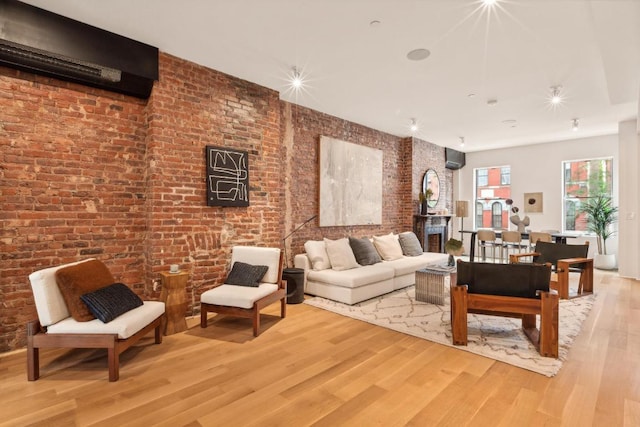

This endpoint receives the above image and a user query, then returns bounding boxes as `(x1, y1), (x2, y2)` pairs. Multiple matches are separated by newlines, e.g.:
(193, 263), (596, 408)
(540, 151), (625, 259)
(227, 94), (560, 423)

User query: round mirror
(423, 169), (440, 208)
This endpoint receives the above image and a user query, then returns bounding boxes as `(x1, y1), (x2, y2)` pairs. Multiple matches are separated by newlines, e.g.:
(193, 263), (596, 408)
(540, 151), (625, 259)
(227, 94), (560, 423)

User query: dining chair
(500, 231), (527, 263)
(528, 231), (552, 251)
(477, 230), (500, 263)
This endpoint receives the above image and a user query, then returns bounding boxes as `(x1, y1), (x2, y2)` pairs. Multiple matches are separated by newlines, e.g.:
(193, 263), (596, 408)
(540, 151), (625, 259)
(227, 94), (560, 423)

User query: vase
(594, 254), (616, 270)
(421, 201), (428, 215)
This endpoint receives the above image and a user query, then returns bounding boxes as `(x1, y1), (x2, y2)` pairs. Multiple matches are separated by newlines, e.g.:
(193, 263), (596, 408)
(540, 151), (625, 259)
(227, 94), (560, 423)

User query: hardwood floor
(1, 270), (638, 426)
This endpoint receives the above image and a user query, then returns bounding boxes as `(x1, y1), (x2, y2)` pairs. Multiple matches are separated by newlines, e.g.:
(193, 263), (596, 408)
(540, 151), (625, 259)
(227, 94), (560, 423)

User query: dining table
(461, 229), (577, 262)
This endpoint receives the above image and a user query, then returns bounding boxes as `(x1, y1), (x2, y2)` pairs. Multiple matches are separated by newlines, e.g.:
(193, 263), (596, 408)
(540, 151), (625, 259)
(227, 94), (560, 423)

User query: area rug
(305, 286), (595, 377)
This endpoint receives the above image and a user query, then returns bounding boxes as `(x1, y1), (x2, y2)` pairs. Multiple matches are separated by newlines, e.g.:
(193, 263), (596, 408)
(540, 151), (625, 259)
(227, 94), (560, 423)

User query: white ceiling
(21, 0), (640, 152)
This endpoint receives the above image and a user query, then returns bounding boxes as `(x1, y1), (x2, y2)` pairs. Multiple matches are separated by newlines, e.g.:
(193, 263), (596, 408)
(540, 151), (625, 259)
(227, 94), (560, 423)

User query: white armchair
(200, 246), (286, 336)
(27, 259), (165, 381)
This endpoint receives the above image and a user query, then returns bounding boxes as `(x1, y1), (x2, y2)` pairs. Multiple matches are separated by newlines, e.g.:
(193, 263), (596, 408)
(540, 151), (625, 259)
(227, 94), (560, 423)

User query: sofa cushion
(55, 259), (116, 322)
(398, 232), (423, 256)
(307, 263), (394, 289)
(373, 233), (404, 261)
(348, 237), (382, 266)
(225, 261), (269, 287)
(324, 238), (359, 271)
(46, 301), (165, 339)
(80, 283), (144, 323)
(200, 283), (279, 309)
(304, 240), (332, 270)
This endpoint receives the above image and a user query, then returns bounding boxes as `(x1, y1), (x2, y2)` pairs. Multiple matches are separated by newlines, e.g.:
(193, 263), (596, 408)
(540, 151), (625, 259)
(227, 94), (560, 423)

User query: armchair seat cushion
(45, 301), (165, 339)
(201, 283), (279, 309)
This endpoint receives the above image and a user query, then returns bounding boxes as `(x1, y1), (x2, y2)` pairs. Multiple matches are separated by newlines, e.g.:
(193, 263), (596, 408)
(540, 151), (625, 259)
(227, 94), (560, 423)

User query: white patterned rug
(305, 286), (595, 377)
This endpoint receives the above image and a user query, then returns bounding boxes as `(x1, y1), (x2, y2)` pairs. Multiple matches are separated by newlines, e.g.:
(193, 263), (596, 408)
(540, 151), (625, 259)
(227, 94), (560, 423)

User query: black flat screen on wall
(445, 148), (466, 170)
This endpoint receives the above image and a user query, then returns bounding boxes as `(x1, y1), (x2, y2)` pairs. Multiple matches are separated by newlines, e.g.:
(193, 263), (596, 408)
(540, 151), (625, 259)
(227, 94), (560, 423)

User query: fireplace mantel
(413, 215), (452, 253)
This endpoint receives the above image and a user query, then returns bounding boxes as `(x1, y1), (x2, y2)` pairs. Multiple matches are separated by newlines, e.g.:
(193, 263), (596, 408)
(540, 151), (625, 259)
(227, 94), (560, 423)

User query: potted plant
(445, 238), (463, 266)
(580, 194), (618, 269)
(419, 188), (433, 215)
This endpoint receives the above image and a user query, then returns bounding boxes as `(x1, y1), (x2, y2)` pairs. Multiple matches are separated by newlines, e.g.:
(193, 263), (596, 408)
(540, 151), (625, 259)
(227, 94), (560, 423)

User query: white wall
(454, 134), (619, 260)
(618, 119), (640, 279)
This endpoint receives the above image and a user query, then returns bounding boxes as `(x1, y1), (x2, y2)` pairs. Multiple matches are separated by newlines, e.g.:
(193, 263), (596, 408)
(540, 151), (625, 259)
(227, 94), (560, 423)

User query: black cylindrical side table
(283, 268), (305, 304)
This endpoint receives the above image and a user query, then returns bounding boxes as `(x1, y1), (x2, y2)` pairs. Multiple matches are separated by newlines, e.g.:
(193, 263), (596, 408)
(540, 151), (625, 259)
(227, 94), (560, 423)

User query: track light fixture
(572, 118), (579, 131)
(410, 118), (418, 133)
(550, 85), (562, 105)
(460, 136), (465, 147)
(291, 66), (303, 89)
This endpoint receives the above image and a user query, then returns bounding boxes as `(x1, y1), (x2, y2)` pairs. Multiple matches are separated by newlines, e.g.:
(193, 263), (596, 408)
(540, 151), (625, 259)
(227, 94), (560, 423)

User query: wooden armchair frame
(200, 248), (286, 337)
(27, 316), (162, 382)
(451, 260), (559, 358)
(510, 241), (593, 299)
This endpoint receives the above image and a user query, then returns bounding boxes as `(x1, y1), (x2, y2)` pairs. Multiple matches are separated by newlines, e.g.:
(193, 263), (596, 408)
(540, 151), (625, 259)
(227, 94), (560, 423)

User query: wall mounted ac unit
(0, 0), (158, 99)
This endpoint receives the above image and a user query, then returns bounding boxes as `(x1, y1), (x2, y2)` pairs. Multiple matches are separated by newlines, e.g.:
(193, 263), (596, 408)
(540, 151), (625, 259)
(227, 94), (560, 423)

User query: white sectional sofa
(294, 232), (449, 305)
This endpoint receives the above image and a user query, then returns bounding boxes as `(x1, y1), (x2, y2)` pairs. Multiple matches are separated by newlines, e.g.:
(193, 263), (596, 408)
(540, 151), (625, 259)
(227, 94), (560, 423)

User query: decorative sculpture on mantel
(506, 199), (530, 232)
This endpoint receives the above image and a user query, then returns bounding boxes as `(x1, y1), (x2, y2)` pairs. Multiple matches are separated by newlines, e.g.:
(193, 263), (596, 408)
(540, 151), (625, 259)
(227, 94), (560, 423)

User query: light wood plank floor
(1, 270), (638, 426)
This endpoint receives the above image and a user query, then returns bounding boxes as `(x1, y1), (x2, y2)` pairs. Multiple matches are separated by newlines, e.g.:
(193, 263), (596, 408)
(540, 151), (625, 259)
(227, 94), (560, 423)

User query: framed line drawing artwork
(205, 146), (249, 207)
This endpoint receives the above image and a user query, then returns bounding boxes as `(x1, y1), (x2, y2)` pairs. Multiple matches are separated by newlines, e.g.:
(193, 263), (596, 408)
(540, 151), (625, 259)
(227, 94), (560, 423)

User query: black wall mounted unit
(445, 147), (466, 170)
(0, 0), (158, 98)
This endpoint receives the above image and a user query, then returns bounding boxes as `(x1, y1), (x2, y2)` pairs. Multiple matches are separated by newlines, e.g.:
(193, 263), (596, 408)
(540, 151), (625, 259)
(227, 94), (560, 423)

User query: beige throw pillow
(304, 240), (332, 270)
(324, 238), (359, 271)
(373, 233), (404, 261)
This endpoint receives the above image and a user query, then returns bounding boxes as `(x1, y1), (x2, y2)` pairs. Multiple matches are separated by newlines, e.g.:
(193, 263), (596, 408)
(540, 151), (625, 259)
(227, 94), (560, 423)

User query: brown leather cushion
(55, 259), (115, 321)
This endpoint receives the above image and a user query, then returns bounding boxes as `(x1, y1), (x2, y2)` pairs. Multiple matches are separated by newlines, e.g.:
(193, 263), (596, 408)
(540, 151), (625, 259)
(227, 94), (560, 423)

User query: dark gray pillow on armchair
(348, 237), (382, 265)
(398, 232), (423, 256)
(225, 261), (269, 287)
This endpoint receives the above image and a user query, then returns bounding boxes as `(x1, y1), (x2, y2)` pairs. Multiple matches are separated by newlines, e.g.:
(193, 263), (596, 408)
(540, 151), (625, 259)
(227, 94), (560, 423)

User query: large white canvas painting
(319, 136), (382, 226)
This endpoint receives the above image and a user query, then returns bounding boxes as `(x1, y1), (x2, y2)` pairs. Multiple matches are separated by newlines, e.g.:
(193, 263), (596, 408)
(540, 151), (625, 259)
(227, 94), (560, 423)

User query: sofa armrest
(294, 253), (311, 270)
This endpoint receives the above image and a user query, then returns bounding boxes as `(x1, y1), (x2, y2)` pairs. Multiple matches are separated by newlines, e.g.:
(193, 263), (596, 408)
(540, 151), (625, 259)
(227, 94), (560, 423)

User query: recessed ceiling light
(483, 0), (498, 5)
(369, 20), (381, 27)
(468, 93), (476, 98)
(407, 48), (430, 61)
(290, 66), (303, 90)
(502, 119), (517, 125)
(487, 99), (498, 106)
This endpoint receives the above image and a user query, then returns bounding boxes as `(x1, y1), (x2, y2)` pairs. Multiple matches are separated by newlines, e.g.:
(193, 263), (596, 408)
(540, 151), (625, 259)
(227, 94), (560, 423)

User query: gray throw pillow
(398, 232), (423, 256)
(80, 283), (143, 323)
(225, 261), (269, 287)
(348, 237), (382, 265)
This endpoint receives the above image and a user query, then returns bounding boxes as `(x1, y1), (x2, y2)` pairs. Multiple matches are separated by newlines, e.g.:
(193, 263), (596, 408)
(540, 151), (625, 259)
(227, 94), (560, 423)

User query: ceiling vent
(0, 0), (158, 98)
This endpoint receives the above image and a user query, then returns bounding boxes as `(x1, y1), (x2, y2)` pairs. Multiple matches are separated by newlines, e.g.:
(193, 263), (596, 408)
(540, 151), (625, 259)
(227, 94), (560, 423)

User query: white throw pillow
(373, 233), (404, 261)
(324, 238), (359, 271)
(304, 240), (332, 270)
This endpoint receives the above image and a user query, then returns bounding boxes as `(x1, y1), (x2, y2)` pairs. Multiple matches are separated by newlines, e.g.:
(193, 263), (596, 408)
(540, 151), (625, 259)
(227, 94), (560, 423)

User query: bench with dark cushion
(451, 260), (559, 358)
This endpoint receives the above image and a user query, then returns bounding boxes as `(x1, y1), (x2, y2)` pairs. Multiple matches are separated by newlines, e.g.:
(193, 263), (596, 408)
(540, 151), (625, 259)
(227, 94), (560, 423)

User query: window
(501, 167), (510, 185)
(477, 169), (488, 187)
(491, 202), (503, 228)
(474, 166), (511, 229)
(562, 157), (613, 232)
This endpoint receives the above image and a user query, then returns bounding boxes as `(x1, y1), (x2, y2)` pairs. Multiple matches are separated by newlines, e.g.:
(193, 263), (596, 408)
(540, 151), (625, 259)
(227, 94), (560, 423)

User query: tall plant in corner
(580, 194), (618, 255)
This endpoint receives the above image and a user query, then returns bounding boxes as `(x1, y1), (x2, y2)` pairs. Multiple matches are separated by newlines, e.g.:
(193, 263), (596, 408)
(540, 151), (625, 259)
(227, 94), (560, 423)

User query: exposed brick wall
(280, 103), (451, 266)
(145, 54), (283, 313)
(0, 54), (449, 353)
(0, 54), (283, 352)
(412, 137), (453, 214)
(0, 67), (148, 352)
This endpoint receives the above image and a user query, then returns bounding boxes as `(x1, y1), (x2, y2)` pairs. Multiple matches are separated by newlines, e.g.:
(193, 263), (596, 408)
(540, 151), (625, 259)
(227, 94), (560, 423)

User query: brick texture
(0, 54), (449, 353)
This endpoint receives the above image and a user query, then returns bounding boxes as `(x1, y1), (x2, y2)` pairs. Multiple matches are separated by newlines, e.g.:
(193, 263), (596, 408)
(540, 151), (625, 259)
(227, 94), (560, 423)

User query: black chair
(510, 241), (593, 299)
(451, 260), (559, 358)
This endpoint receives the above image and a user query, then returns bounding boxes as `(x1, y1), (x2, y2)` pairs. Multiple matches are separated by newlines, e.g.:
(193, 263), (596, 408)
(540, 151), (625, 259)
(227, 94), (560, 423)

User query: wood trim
(26, 314), (163, 382)
(450, 284), (559, 358)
